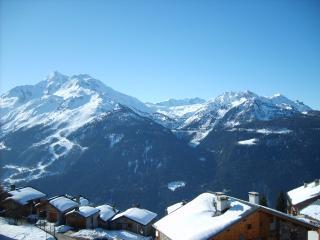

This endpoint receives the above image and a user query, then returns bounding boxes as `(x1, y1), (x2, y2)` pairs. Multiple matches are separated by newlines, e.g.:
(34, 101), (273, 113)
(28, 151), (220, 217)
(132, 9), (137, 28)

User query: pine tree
(275, 191), (287, 213)
(0, 184), (7, 201)
(259, 194), (268, 207)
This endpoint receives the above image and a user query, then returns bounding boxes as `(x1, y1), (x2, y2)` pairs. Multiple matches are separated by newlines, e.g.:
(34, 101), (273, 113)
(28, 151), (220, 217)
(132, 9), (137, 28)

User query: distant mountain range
(1, 72), (319, 213)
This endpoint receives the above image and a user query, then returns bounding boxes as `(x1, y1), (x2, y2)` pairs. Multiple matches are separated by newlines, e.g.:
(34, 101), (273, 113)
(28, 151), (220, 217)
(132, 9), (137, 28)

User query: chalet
(287, 179), (320, 215)
(153, 192), (317, 240)
(1, 186), (46, 217)
(110, 207), (157, 236)
(66, 206), (100, 229)
(46, 196), (78, 224)
(96, 204), (119, 229)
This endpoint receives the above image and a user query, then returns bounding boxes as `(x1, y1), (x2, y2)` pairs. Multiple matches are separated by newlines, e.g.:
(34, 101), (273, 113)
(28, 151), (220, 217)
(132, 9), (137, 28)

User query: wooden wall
(111, 216), (155, 236)
(211, 211), (309, 240)
(46, 204), (61, 224)
(66, 213), (86, 229)
(2, 199), (33, 217)
(156, 210), (310, 240)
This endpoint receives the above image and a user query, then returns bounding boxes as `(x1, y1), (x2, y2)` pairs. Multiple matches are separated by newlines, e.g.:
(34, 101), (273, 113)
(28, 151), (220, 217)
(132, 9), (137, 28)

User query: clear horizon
(1, 0), (319, 109)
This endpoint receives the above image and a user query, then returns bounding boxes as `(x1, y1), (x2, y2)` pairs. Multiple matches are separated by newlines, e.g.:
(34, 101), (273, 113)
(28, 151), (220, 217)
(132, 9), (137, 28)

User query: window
(128, 223), (132, 229)
(247, 224), (252, 230)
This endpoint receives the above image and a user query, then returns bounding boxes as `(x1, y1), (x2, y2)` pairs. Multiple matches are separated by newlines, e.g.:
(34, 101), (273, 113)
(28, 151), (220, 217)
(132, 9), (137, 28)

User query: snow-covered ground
(238, 138), (258, 145)
(167, 181), (186, 191)
(0, 141), (10, 150)
(71, 228), (151, 240)
(36, 220), (73, 233)
(0, 217), (54, 240)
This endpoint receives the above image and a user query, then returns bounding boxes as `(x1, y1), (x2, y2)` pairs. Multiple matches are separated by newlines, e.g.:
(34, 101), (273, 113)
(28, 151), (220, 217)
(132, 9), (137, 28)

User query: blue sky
(1, 0), (319, 108)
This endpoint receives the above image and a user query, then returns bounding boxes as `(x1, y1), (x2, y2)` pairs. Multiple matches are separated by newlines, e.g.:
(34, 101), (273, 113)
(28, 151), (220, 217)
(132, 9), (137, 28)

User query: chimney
(216, 195), (230, 213)
(248, 192), (259, 204)
(76, 196), (81, 205)
(315, 179), (319, 186)
(304, 182), (308, 188)
(10, 185), (16, 191)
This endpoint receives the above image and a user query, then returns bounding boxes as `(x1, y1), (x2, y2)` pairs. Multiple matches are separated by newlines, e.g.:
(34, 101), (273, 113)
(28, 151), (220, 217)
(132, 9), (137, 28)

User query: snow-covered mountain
(0, 72), (153, 183)
(0, 71), (150, 136)
(1, 72), (318, 213)
(147, 91), (311, 145)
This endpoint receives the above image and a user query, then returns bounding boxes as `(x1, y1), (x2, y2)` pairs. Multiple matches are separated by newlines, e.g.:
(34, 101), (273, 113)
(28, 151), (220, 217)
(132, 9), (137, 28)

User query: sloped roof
(6, 187), (46, 205)
(287, 180), (320, 205)
(66, 206), (100, 218)
(300, 199), (320, 222)
(153, 192), (315, 240)
(96, 204), (119, 222)
(154, 193), (255, 240)
(49, 196), (78, 212)
(112, 207), (157, 225)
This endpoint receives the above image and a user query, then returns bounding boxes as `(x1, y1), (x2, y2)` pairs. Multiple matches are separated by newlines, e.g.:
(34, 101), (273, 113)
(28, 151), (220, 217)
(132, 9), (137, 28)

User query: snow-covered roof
(96, 204), (119, 222)
(49, 196), (78, 213)
(153, 193), (254, 240)
(7, 187), (46, 205)
(287, 180), (320, 205)
(66, 206), (100, 218)
(301, 200), (320, 222)
(155, 192), (315, 240)
(167, 202), (184, 214)
(112, 207), (157, 225)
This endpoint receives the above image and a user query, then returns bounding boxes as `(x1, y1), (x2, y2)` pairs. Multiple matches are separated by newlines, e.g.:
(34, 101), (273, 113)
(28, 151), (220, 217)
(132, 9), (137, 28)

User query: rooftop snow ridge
(112, 207), (157, 225)
(49, 196), (79, 212)
(287, 179), (320, 205)
(66, 206), (100, 218)
(7, 186), (46, 205)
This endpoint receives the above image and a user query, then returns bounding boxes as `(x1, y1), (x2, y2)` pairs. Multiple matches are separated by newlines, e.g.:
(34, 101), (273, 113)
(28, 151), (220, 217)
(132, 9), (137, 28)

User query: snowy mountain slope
(146, 91), (311, 132)
(168, 91), (312, 145)
(0, 71), (150, 135)
(0, 72), (152, 182)
(146, 98), (205, 117)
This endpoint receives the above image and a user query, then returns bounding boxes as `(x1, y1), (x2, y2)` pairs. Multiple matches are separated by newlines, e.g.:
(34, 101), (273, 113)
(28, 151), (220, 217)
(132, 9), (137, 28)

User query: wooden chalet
(287, 179), (320, 215)
(110, 207), (157, 236)
(46, 196), (78, 224)
(153, 192), (317, 240)
(96, 204), (119, 229)
(66, 206), (100, 229)
(1, 185), (46, 218)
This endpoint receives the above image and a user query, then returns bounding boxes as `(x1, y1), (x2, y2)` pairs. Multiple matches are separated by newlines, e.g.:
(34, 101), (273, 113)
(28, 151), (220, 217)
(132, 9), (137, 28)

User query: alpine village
(0, 180), (319, 240)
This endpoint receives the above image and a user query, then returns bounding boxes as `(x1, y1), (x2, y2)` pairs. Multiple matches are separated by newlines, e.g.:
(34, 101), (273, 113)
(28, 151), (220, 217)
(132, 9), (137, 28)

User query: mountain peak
(46, 71), (67, 82)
